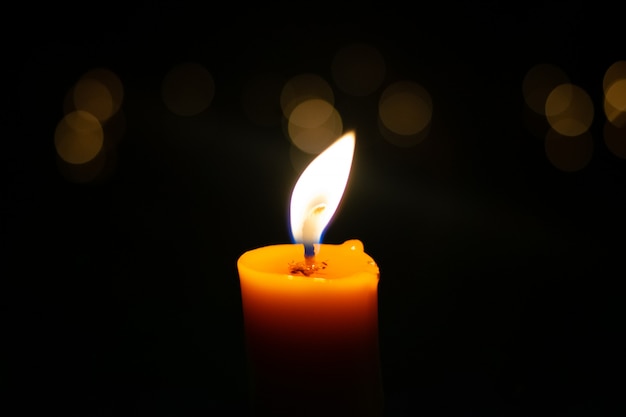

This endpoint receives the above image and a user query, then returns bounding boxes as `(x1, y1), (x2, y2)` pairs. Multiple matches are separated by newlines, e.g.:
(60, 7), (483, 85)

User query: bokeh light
(70, 67), (124, 122)
(162, 61), (215, 116)
(378, 80), (432, 147)
(280, 73), (335, 120)
(603, 120), (626, 159)
(601, 61), (626, 160)
(241, 73), (285, 127)
(54, 110), (104, 165)
(289, 98), (335, 130)
(602, 60), (626, 92)
(544, 83), (594, 137)
(604, 79), (626, 128)
(604, 78), (626, 127)
(522, 63), (570, 115)
(544, 128), (593, 172)
(287, 99), (343, 154)
(72, 78), (114, 122)
(331, 43), (386, 97)
(57, 68), (126, 183)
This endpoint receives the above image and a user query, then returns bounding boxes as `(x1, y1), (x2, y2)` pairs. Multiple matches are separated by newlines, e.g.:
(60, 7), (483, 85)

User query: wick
(304, 242), (316, 260)
(288, 243), (327, 277)
(304, 242), (317, 268)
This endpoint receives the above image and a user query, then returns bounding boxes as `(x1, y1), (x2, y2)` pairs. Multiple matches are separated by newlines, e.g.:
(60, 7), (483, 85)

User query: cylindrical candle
(237, 239), (383, 417)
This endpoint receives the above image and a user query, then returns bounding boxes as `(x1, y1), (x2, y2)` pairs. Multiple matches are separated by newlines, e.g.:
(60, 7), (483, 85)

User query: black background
(5, 2), (625, 416)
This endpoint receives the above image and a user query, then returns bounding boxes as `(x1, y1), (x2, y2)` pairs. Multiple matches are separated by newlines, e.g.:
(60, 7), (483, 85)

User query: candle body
(237, 240), (383, 417)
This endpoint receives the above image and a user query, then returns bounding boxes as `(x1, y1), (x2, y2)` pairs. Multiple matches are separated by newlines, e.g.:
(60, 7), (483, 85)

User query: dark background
(5, 2), (625, 416)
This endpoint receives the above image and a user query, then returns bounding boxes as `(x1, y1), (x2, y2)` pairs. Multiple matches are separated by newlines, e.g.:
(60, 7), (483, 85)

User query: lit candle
(237, 131), (383, 417)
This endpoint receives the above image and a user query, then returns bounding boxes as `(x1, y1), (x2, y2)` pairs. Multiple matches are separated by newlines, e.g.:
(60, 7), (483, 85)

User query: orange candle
(237, 132), (383, 417)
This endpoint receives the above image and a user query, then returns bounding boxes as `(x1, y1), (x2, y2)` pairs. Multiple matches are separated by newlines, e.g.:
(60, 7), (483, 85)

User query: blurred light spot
(72, 67), (124, 122)
(603, 120), (626, 159)
(162, 62), (215, 116)
(544, 128), (593, 172)
(378, 80), (432, 147)
(287, 99), (343, 154)
(602, 60), (626, 92)
(604, 79), (626, 127)
(545, 83), (594, 137)
(57, 69), (125, 183)
(72, 78), (114, 122)
(289, 98), (335, 129)
(522, 63), (570, 115)
(280, 73), (334, 120)
(241, 73), (284, 127)
(54, 110), (104, 164)
(331, 43), (386, 96)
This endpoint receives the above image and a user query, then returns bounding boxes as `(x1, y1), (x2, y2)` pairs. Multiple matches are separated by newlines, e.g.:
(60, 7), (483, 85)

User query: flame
(289, 131), (355, 253)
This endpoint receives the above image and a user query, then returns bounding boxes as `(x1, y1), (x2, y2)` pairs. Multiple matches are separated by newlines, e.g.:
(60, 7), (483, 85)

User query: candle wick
(304, 242), (316, 259)
(288, 245), (328, 277)
(304, 243), (316, 270)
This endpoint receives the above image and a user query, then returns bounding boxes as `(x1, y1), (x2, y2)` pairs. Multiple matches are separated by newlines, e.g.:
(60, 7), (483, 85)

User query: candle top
(238, 239), (379, 282)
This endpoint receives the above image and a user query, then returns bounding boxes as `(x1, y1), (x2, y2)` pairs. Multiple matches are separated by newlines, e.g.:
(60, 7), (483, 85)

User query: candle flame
(289, 131), (355, 253)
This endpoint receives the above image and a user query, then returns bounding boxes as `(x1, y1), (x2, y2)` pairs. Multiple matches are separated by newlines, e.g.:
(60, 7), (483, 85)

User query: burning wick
(289, 204), (327, 276)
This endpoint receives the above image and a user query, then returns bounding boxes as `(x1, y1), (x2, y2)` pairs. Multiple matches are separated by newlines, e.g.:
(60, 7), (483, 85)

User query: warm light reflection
(72, 78), (114, 122)
(289, 98), (335, 129)
(56, 68), (125, 183)
(378, 80), (432, 147)
(545, 83), (594, 137)
(602, 60), (626, 92)
(54, 110), (104, 164)
(522, 63), (570, 115)
(290, 132), (355, 251)
(604, 79), (626, 127)
(162, 61), (215, 116)
(58, 110), (125, 184)
(544, 128), (593, 172)
(331, 43), (386, 96)
(287, 99), (343, 154)
(70, 67), (124, 122)
(280, 73), (335, 120)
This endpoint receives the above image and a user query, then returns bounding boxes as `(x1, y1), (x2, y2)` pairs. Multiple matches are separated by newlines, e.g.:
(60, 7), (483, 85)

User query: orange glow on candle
(238, 239), (379, 336)
(236, 132), (383, 417)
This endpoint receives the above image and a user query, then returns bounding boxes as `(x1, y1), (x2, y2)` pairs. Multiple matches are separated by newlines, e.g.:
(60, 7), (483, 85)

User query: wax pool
(237, 239), (383, 417)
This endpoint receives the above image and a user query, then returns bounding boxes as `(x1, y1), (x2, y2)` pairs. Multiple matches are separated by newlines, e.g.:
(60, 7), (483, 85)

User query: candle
(237, 132), (383, 417)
